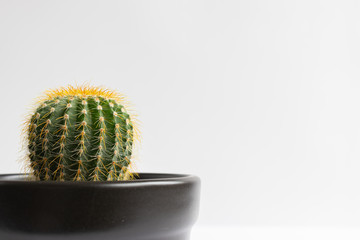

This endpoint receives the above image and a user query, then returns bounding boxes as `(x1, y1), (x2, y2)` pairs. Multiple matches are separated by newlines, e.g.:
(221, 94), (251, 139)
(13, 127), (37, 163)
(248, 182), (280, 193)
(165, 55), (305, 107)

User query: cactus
(24, 85), (139, 181)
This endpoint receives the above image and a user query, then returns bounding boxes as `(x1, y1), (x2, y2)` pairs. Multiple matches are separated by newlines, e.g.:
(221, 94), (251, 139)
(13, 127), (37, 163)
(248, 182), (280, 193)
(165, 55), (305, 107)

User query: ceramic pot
(0, 173), (200, 240)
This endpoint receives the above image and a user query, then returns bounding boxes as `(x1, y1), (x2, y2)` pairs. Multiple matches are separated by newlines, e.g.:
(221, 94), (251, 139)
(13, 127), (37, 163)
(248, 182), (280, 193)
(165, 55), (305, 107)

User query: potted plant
(0, 85), (200, 240)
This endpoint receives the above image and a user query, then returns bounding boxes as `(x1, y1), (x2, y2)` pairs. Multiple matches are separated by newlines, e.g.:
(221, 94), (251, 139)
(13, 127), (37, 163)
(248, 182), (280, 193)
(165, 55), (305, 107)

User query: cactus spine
(25, 86), (137, 181)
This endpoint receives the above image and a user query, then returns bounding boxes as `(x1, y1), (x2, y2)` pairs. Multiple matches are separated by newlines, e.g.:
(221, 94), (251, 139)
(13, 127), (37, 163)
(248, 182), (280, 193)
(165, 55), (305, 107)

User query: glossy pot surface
(0, 173), (200, 240)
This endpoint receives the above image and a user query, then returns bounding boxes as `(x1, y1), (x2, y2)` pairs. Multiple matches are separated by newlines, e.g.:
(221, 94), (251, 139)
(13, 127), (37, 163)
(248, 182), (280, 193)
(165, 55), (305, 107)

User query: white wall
(1, 0), (360, 227)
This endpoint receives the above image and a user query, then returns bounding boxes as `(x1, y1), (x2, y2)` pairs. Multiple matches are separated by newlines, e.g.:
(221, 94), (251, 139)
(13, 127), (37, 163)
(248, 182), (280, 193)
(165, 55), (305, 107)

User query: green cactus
(25, 85), (138, 181)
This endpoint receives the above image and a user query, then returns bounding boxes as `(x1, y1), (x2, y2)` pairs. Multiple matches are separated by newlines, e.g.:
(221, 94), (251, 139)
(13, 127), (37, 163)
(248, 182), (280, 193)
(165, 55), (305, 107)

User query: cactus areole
(24, 85), (139, 181)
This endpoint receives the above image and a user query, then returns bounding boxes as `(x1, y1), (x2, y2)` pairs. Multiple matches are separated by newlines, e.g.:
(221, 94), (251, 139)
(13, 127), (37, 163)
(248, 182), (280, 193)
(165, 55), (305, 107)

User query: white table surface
(191, 226), (360, 240)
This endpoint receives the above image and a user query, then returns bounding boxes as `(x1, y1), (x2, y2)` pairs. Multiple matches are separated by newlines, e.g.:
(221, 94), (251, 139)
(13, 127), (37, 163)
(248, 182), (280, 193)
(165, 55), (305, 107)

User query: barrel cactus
(24, 85), (139, 181)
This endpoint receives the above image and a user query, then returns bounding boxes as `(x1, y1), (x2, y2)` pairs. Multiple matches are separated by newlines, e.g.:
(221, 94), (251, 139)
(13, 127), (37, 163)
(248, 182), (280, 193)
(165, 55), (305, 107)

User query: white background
(1, 0), (360, 239)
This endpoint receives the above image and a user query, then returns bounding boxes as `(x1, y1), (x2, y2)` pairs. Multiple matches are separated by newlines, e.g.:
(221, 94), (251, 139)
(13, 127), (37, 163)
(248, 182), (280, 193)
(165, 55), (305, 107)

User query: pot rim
(0, 173), (199, 187)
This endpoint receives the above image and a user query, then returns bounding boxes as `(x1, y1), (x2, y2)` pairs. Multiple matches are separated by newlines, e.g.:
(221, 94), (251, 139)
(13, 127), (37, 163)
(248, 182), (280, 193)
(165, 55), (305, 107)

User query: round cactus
(24, 85), (139, 181)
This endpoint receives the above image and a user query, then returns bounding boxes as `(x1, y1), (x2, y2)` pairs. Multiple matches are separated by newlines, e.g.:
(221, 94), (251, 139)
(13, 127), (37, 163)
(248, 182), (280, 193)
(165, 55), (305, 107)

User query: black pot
(0, 173), (200, 240)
